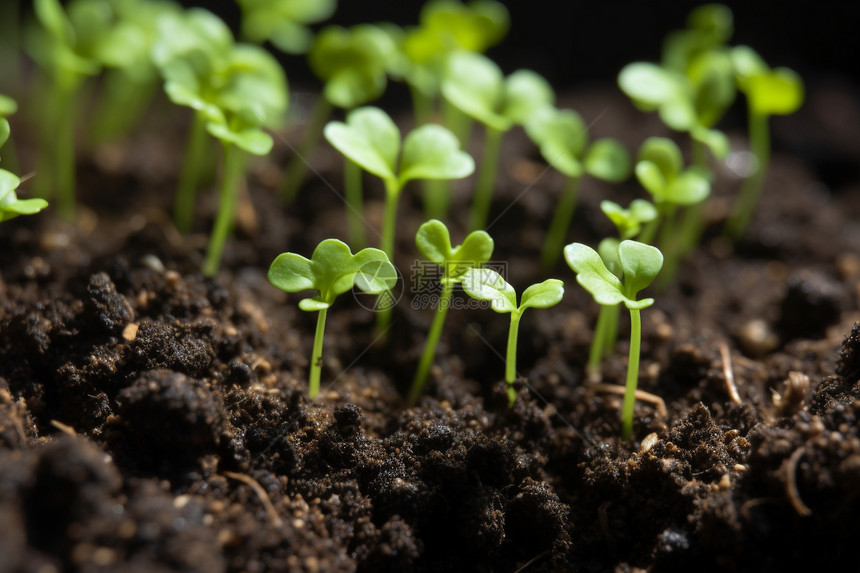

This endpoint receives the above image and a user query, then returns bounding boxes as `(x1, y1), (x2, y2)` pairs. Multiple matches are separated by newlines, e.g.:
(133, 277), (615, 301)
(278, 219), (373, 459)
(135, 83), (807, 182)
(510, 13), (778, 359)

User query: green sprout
(565, 240), (663, 441)
(461, 268), (563, 406)
(395, 0), (509, 219)
(268, 239), (397, 398)
(634, 137), (709, 286)
(585, 199), (658, 377)
(0, 94), (18, 173)
(723, 45), (804, 241)
(237, 0), (337, 54)
(24, 0), (101, 220)
(441, 51), (553, 231)
(1, 120), (49, 222)
(279, 22), (399, 219)
(524, 104), (631, 269)
(323, 106), (474, 261)
(409, 219), (493, 406)
(153, 7), (288, 275)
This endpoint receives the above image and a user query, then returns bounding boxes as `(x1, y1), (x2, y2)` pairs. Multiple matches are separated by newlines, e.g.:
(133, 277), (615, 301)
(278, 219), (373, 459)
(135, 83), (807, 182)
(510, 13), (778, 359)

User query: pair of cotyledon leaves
(324, 107), (474, 193)
(730, 45), (804, 117)
(238, 0), (336, 55)
(600, 199), (658, 241)
(154, 8), (287, 155)
(635, 137), (711, 207)
(268, 239), (397, 312)
(415, 219), (493, 283)
(524, 105), (631, 182)
(461, 268), (564, 318)
(565, 240), (663, 311)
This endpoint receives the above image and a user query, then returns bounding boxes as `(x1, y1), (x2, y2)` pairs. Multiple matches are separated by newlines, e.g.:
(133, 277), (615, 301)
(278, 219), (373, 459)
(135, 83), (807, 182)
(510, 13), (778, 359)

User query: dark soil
(2, 76), (860, 573)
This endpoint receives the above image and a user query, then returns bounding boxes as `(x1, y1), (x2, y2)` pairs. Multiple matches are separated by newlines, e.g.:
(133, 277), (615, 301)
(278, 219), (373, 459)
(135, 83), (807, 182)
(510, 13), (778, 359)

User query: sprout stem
(677, 139), (710, 254)
(344, 159), (366, 250)
(409, 280), (454, 406)
(280, 97), (333, 203)
(380, 179), (401, 259)
(52, 73), (78, 221)
(469, 125), (503, 231)
(587, 304), (613, 379)
(621, 307), (642, 441)
(410, 84), (433, 126)
(203, 143), (246, 276)
(174, 110), (209, 233)
(725, 109), (770, 241)
(505, 312), (521, 406)
(90, 70), (157, 146)
(541, 176), (581, 269)
(309, 308), (327, 399)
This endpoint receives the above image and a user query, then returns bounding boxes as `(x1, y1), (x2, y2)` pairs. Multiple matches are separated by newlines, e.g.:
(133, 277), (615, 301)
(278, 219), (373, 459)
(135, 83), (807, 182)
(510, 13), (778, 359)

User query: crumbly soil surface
(2, 82), (860, 573)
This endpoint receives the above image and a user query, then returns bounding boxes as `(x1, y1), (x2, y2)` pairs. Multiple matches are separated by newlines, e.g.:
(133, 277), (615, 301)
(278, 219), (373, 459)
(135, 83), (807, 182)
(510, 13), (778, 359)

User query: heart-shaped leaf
(618, 240), (663, 300)
(746, 67), (804, 116)
(564, 242), (627, 307)
(663, 170), (710, 205)
(520, 279), (564, 311)
(399, 124), (475, 184)
(442, 51), (509, 131)
(324, 106), (399, 183)
(462, 267), (517, 313)
(524, 105), (587, 178)
(415, 219), (494, 283)
(583, 138), (631, 182)
(502, 69), (554, 125)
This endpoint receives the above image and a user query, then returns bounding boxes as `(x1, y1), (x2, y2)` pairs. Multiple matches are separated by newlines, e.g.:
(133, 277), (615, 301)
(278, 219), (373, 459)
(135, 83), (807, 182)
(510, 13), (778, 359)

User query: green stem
(54, 74), (78, 221)
(621, 307), (642, 441)
(587, 304), (611, 378)
(604, 303), (620, 360)
(308, 308), (328, 399)
(442, 97), (473, 148)
(541, 175), (581, 270)
(409, 280), (454, 406)
(469, 125), (503, 231)
(344, 159), (366, 250)
(657, 205), (679, 289)
(725, 109), (770, 241)
(174, 110), (209, 233)
(203, 143), (246, 276)
(505, 313), (521, 407)
(677, 139), (710, 254)
(280, 97), (333, 203)
(90, 71), (157, 145)
(410, 83), (433, 126)
(380, 179), (401, 259)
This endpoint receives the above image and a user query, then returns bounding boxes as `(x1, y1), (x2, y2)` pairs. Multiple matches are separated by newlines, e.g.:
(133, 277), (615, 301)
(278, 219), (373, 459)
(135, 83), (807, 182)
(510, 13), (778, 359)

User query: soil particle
(84, 272), (135, 336)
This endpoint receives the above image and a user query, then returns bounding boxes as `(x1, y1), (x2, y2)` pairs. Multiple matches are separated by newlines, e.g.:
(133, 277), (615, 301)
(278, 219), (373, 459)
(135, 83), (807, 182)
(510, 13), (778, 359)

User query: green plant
(441, 51), (553, 230)
(279, 22), (399, 217)
(524, 104), (631, 269)
(634, 137), (709, 285)
(1, 121), (48, 222)
(24, 0), (101, 220)
(565, 240), (663, 440)
(236, 0), (337, 54)
(267, 239), (396, 398)
(584, 199), (658, 377)
(723, 45), (804, 241)
(409, 219), (493, 406)
(0, 94), (18, 173)
(153, 7), (288, 275)
(461, 268), (563, 406)
(323, 106), (474, 261)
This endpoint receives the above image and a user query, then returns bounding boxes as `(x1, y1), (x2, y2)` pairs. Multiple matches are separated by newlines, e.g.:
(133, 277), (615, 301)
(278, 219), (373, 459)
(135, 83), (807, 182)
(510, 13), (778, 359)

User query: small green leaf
(399, 124), (475, 184)
(583, 138), (631, 182)
(299, 298), (331, 312)
(461, 268), (517, 313)
(415, 219), (453, 265)
(502, 69), (554, 125)
(324, 106), (399, 183)
(618, 240), (663, 298)
(600, 199), (656, 240)
(635, 161), (667, 198)
(597, 237), (622, 278)
(663, 170), (710, 205)
(238, 0), (336, 53)
(0, 94), (18, 117)
(267, 252), (316, 292)
(731, 45), (768, 81)
(441, 51), (509, 131)
(746, 67), (804, 116)
(520, 279), (564, 310)
(618, 62), (676, 107)
(564, 242), (626, 307)
(207, 123), (273, 155)
(0, 168), (48, 222)
(415, 219), (494, 282)
(524, 105), (587, 178)
(0, 119), (9, 149)
(353, 248), (398, 294)
(687, 49), (736, 128)
(690, 125), (729, 160)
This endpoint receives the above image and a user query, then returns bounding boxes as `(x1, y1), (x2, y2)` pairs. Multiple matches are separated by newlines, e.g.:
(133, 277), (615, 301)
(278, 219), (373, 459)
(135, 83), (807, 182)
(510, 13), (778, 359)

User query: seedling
(565, 240), (663, 440)
(461, 268), (563, 406)
(267, 239), (396, 398)
(441, 51), (553, 230)
(153, 8), (288, 275)
(524, 104), (631, 269)
(1, 120), (49, 222)
(723, 45), (804, 241)
(237, 0), (336, 54)
(24, 0), (101, 220)
(323, 106), (474, 261)
(585, 199), (658, 377)
(409, 219), (493, 406)
(0, 94), (18, 172)
(280, 23), (399, 212)
(634, 137), (709, 285)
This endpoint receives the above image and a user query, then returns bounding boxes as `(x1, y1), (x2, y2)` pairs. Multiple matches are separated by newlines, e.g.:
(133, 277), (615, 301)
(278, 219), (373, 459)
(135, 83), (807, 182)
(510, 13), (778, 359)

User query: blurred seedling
(462, 268), (563, 406)
(236, 0), (337, 54)
(1, 120), (48, 222)
(267, 239), (396, 398)
(565, 240), (663, 441)
(441, 51), (553, 231)
(409, 219), (493, 406)
(524, 104), (631, 269)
